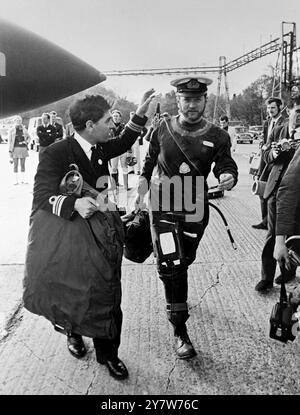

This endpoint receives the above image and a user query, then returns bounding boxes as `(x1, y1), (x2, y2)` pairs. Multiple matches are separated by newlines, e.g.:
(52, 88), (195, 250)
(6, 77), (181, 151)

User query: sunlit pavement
(1, 141), (300, 395)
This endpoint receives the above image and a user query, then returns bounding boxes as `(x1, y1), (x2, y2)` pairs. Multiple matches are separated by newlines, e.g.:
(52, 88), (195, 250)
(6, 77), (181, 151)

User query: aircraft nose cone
(0, 18), (106, 117)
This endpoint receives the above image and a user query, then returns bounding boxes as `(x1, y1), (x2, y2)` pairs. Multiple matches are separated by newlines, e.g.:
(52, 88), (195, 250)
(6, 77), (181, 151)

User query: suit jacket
(263, 123), (296, 199)
(52, 122), (64, 141)
(31, 114), (146, 219)
(276, 144), (300, 235)
(257, 115), (285, 179)
(262, 118), (269, 145)
(36, 124), (57, 147)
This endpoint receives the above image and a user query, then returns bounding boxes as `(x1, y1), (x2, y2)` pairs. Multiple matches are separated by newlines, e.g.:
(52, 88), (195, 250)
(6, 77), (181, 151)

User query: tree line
(12, 72), (289, 128)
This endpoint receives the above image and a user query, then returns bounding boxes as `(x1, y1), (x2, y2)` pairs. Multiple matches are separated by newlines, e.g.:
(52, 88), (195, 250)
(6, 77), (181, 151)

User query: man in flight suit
(135, 77), (238, 359)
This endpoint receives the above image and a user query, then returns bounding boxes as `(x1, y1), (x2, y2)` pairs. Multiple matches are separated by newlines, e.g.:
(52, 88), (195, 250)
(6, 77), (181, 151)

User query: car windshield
(250, 126), (263, 132)
(235, 127), (247, 133)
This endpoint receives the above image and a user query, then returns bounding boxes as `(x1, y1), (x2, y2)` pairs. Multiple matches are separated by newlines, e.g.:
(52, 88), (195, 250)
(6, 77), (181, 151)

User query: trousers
(150, 209), (208, 329)
(92, 307), (123, 362)
(261, 193), (296, 281)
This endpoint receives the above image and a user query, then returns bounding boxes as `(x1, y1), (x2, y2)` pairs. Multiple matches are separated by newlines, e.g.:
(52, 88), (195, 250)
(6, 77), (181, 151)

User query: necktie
(90, 145), (98, 169)
(268, 120), (275, 139)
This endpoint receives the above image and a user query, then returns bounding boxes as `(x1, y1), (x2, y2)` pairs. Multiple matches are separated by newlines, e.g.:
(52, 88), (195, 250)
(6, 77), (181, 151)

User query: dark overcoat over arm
(276, 144), (300, 236)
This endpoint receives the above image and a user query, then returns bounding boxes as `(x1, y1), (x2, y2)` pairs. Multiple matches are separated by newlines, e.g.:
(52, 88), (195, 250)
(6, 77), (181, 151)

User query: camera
(273, 137), (300, 153)
(274, 138), (292, 152)
(269, 259), (300, 343)
(269, 298), (298, 343)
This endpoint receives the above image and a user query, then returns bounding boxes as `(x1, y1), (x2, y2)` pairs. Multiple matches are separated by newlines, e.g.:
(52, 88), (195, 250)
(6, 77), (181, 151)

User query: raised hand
(136, 88), (156, 118)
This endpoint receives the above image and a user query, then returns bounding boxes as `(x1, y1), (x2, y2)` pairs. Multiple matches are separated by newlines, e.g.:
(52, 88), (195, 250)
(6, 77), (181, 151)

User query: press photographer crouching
(255, 94), (300, 293)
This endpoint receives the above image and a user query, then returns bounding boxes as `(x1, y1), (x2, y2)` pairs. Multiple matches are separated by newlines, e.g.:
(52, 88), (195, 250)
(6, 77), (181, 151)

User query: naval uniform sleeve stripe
(55, 195), (67, 217)
(126, 120), (143, 133)
(49, 195), (67, 216)
(53, 195), (61, 215)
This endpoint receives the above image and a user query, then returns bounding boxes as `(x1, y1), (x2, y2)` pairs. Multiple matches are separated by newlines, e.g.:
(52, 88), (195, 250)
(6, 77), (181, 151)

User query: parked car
(0, 126), (9, 143)
(249, 125), (263, 140)
(234, 126), (253, 144)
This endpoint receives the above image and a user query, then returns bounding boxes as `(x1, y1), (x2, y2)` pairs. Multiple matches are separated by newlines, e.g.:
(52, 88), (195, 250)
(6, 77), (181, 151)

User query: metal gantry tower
(104, 22), (298, 123)
(213, 22), (298, 119)
(272, 22), (298, 98)
(213, 56), (231, 123)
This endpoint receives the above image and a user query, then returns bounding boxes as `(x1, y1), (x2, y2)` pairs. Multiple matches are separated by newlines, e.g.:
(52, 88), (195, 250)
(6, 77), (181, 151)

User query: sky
(1, 0), (300, 103)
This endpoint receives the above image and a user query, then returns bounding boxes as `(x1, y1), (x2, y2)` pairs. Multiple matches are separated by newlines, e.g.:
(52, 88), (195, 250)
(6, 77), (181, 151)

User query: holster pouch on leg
(166, 303), (189, 326)
(156, 221), (185, 270)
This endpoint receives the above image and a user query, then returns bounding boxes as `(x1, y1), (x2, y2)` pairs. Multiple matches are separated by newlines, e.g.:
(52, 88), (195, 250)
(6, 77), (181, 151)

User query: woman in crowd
(9, 115), (30, 185)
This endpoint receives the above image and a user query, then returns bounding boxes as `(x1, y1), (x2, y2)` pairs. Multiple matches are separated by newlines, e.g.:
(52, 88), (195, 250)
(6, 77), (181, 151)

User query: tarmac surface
(0, 140), (300, 396)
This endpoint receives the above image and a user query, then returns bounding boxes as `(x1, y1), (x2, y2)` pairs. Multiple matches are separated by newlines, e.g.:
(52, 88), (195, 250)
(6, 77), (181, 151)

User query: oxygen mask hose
(208, 202), (237, 250)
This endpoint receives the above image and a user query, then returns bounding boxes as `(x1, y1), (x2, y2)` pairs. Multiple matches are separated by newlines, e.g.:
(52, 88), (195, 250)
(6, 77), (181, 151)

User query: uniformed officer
(135, 77), (238, 359)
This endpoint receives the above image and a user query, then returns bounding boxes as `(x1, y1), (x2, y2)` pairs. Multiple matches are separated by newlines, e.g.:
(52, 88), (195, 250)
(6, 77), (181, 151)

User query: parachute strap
(166, 303), (188, 312)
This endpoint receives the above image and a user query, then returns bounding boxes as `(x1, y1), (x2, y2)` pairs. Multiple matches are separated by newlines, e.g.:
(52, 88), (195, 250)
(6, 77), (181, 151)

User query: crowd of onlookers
(6, 108), (150, 186)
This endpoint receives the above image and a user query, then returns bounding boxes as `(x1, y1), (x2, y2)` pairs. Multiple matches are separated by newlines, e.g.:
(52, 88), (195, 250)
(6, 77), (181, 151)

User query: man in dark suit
(37, 112), (57, 160)
(31, 89), (155, 379)
(50, 111), (64, 142)
(255, 94), (300, 292)
(252, 97), (285, 230)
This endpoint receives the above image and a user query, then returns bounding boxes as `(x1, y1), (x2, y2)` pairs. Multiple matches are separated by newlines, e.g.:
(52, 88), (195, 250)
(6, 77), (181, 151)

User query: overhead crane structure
(105, 22), (299, 122)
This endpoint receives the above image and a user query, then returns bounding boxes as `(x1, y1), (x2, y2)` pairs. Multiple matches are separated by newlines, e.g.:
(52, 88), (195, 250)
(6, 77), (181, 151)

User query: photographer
(252, 97), (285, 230)
(255, 94), (300, 292)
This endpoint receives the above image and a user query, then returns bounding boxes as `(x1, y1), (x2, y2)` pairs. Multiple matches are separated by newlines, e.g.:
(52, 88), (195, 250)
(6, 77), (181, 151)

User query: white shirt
(289, 126), (300, 139)
(74, 131), (94, 161)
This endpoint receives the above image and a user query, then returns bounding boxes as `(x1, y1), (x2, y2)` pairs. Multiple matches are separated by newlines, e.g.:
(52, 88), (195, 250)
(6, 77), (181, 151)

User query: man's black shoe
(174, 332), (197, 359)
(67, 333), (86, 358)
(274, 273), (296, 285)
(255, 280), (273, 292)
(252, 222), (268, 230)
(99, 357), (128, 380)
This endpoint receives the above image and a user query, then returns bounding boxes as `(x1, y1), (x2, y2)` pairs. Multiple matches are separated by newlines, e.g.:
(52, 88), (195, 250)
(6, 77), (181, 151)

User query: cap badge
(186, 79), (200, 89)
(179, 162), (191, 174)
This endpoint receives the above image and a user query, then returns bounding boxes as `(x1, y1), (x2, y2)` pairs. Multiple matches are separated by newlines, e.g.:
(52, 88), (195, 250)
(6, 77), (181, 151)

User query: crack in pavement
(189, 263), (225, 310)
(0, 301), (24, 343)
(85, 370), (97, 395)
(17, 339), (45, 363)
(53, 374), (82, 395)
(165, 359), (177, 393)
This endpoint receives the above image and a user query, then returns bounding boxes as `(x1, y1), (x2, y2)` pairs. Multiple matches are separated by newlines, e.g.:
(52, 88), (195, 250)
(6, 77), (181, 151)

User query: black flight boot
(174, 324), (197, 359)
